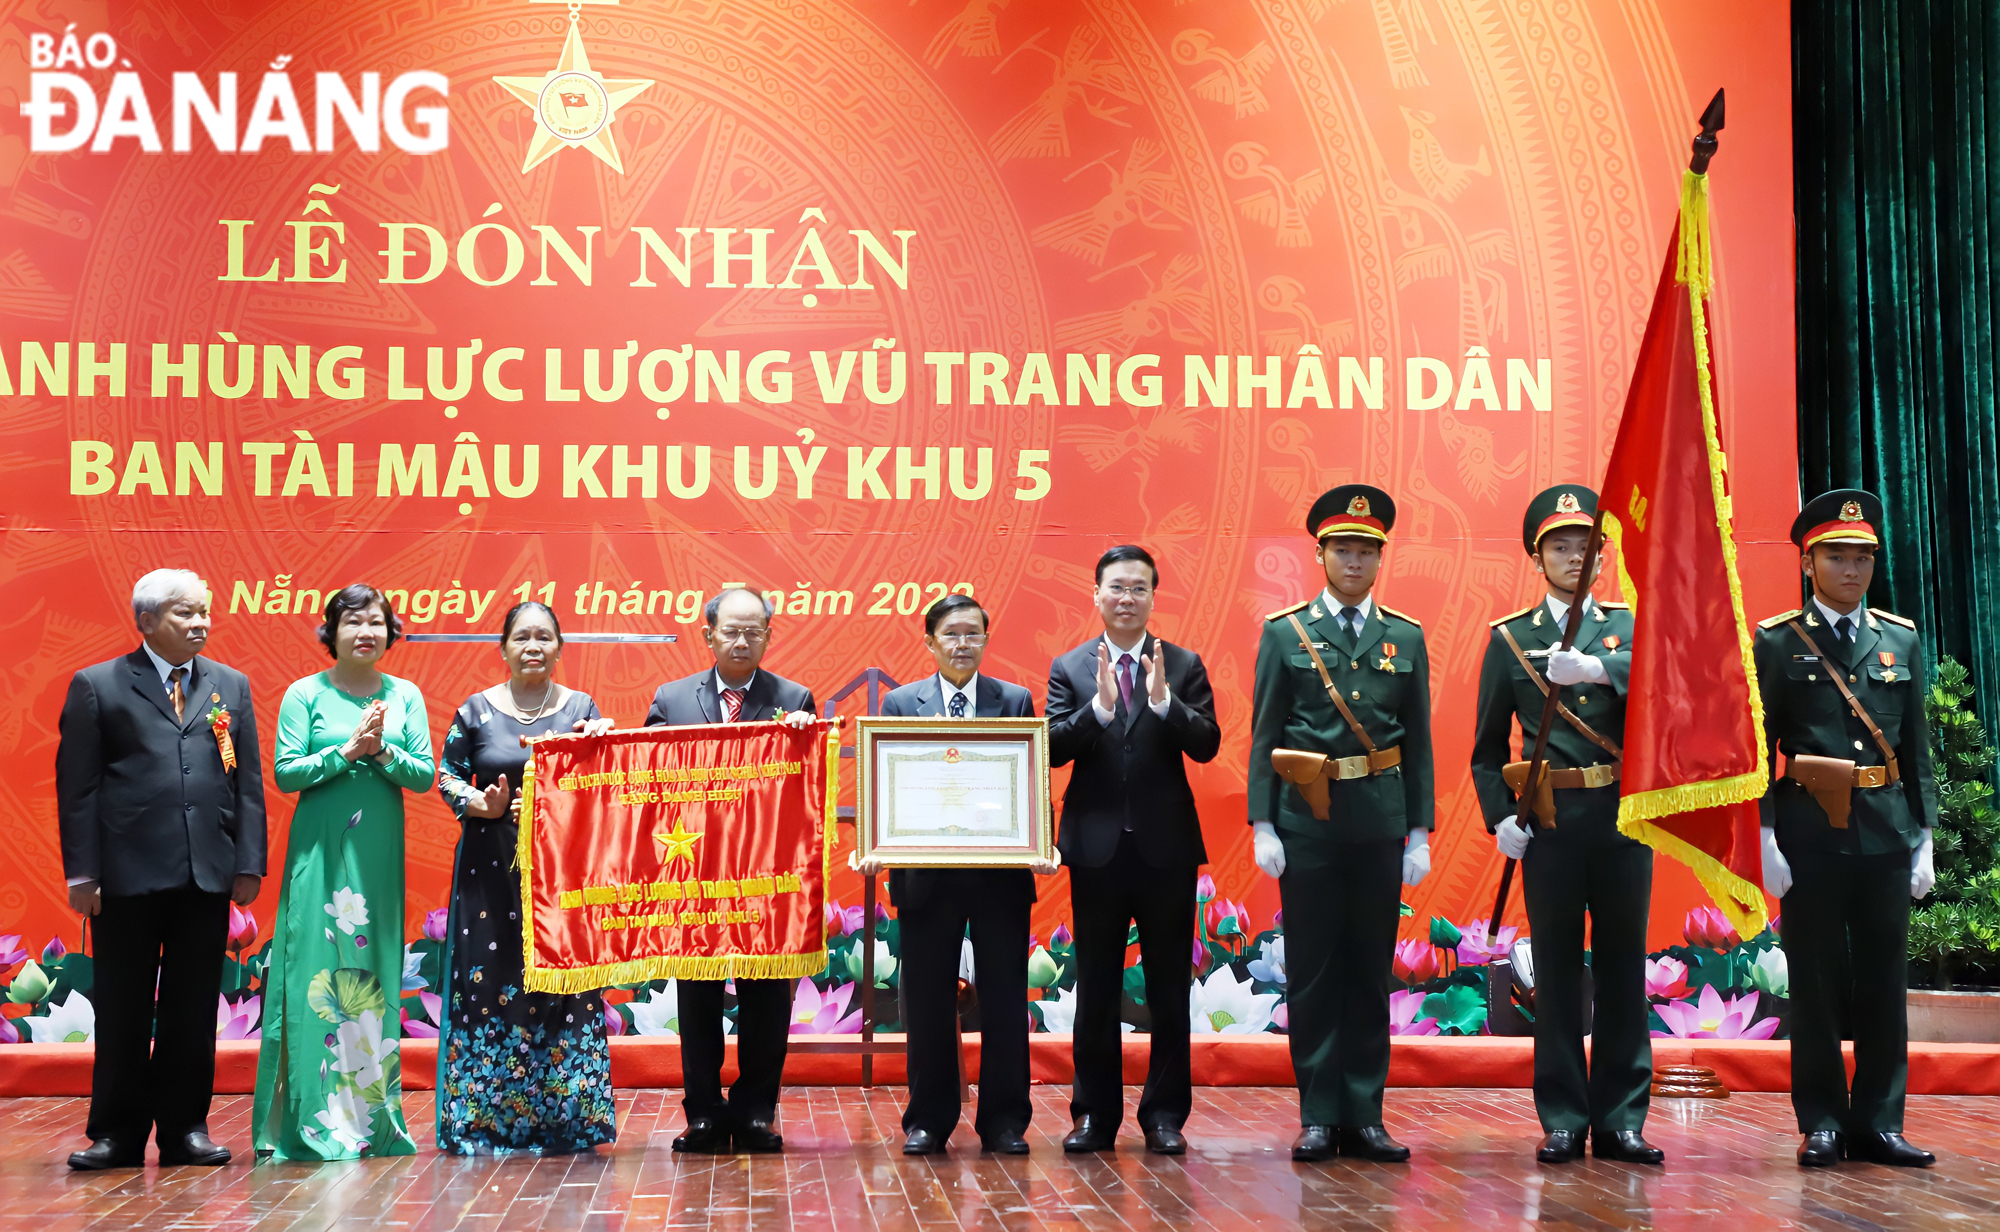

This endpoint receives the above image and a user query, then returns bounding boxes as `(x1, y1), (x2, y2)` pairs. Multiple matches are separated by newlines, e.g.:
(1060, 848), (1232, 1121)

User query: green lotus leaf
(1422, 983), (1487, 1035)
(1428, 916), (1463, 949)
(307, 966), (388, 1025)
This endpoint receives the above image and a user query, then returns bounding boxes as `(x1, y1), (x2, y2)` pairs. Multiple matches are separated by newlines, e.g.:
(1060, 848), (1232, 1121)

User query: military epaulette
(1757, 609), (1802, 630)
(1488, 605), (1536, 628)
(1264, 599), (1312, 621)
(1599, 601), (1630, 610)
(1377, 604), (1423, 628)
(1873, 609), (1916, 629)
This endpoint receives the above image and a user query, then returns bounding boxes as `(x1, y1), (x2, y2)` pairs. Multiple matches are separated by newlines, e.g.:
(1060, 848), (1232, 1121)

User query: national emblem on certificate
(855, 716), (1052, 866)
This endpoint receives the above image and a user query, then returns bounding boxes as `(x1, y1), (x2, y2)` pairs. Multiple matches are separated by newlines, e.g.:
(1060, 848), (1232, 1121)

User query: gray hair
(703, 587), (774, 628)
(130, 569), (207, 628)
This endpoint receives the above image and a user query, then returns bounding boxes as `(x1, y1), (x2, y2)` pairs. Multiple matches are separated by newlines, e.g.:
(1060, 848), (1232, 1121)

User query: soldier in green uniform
(1248, 485), (1434, 1163)
(1469, 485), (1663, 1165)
(1756, 489), (1938, 1169)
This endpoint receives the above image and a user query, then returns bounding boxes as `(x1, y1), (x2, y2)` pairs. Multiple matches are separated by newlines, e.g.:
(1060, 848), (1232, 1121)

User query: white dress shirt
(713, 669), (758, 716)
(1092, 632), (1173, 726)
(141, 640), (193, 689)
(1813, 595), (1867, 642)
(1320, 590), (1374, 639)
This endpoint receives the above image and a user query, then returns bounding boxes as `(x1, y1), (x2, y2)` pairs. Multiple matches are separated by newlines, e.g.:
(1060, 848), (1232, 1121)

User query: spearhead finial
(1690, 88), (1726, 173)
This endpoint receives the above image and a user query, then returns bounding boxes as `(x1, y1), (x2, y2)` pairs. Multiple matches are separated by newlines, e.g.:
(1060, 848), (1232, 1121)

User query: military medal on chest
(1879, 649), (1897, 682)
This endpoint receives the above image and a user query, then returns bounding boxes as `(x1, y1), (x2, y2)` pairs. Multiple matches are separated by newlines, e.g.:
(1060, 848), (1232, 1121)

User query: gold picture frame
(854, 715), (1052, 867)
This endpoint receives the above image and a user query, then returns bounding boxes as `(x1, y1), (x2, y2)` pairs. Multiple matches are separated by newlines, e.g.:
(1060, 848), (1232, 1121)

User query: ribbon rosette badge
(207, 701), (237, 772)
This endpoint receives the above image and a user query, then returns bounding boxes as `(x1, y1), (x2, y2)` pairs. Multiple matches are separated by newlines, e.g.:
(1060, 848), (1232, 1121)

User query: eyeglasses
(713, 627), (768, 644)
(1102, 584), (1153, 600)
(934, 633), (988, 646)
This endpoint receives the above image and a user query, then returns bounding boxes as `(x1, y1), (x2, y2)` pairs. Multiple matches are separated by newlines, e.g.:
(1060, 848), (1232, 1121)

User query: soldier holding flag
(1471, 485), (1661, 1165)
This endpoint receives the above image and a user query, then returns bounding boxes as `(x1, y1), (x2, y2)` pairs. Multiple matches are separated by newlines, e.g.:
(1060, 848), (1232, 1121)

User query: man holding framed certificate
(854, 595), (1059, 1155)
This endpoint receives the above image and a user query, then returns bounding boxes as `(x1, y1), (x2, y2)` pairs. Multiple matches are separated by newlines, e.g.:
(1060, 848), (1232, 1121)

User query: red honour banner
(516, 722), (839, 993)
(1598, 170), (1770, 938)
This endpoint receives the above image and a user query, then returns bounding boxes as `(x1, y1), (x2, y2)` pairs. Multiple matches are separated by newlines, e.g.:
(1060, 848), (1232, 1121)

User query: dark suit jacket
(643, 668), (816, 728)
(1046, 634), (1220, 869)
(880, 674), (1038, 912)
(56, 648), (267, 897)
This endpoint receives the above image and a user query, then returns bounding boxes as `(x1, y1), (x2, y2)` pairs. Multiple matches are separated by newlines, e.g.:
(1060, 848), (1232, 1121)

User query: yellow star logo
(493, 18), (653, 174)
(653, 816), (704, 866)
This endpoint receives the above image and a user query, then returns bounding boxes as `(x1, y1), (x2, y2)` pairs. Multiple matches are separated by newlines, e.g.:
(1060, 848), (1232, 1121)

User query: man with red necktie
(1046, 545), (1221, 1156)
(644, 587), (817, 1155)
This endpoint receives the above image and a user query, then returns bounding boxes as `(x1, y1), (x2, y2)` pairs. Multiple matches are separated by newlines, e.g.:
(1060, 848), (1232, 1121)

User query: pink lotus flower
(791, 981), (863, 1034)
(1205, 898), (1247, 938)
(823, 900), (866, 936)
(1390, 988), (1440, 1036)
(1651, 985), (1780, 1039)
(1644, 956), (1689, 1001)
(227, 903), (259, 955)
(422, 908), (449, 943)
(1393, 938), (1440, 985)
(1454, 919), (1516, 966)
(0, 1014), (19, 1044)
(216, 994), (261, 1040)
(1683, 906), (1741, 950)
(604, 1004), (626, 1035)
(1272, 1003), (1289, 1031)
(0, 936), (27, 969)
(400, 992), (444, 1039)
(1051, 923), (1073, 948)
(1195, 873), (1217, 903)
(41, 937), (65, 965)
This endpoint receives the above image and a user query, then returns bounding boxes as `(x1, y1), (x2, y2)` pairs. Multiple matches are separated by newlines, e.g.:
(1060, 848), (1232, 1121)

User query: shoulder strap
(1788, 620), (1900, 782)
(1285, 613), (1378, 755)
(1497, 625), (1624, 761)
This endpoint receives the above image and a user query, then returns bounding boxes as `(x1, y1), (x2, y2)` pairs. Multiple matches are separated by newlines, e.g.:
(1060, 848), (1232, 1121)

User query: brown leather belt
(1501, 761), (1619, 826)
(1271, 745), (1403, 821)
(1782, 756), (1890, 829)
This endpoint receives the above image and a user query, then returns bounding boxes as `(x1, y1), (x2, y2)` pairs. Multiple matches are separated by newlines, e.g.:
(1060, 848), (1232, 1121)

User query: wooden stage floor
(2, 1087), (1996, 1230)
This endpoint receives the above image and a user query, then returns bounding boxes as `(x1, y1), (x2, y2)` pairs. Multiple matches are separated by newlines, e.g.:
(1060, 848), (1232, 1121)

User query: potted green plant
(1906, 656), (2000, 1041)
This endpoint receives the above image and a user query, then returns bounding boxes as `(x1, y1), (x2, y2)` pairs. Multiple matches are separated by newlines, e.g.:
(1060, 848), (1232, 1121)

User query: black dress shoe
(1592, 1129), (1664, 1164)
(671, 1118), (732, 1154)
(1852, 1132), (1935, 1167)
(981, 1131), (1030, 1155)
(1338, 1126), (1411, 1162)
(1798, 1131), (1844, 1168)
(1143, 1125), (1187, 1156)
(1537, 1129), (1586, 1164)
(1290, 1126), (1336, 1162)
(735, 1120), (784, 1154)
(903, 1128), (945, 1156)
(157, 1130), (230, 1167)
(1062, 1115), (1115, 1153)
(67, 1138), (143, 1171)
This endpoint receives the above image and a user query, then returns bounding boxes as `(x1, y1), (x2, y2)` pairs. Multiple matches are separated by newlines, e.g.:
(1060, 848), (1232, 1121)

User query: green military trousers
(1520, 787), (1653, 1133)
(1277, 834), (1402, 1128)
(1779, 841), (1910, 1134)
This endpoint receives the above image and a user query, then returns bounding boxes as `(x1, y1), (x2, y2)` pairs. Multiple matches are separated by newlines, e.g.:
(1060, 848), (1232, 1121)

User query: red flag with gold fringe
(517, 721), (839, 993)
(1597, 168), (1770, 938)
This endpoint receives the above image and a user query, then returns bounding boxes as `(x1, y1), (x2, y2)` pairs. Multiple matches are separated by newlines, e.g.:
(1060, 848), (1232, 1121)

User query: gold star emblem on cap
(494, 7), (653, 175)
(653, 816), (704, 866)
(1556, 491), (1581, 513)
(1347, 495), (1370, 516)
(1840, 500), (1864, 521)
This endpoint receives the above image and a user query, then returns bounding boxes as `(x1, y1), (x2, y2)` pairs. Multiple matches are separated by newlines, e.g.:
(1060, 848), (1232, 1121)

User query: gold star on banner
(493, 19), (653, 174)
(653, 816), (704, 866)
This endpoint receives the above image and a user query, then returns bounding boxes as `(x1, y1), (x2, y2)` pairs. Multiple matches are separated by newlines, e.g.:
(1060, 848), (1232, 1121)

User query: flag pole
(1487, 88), (1725, 947)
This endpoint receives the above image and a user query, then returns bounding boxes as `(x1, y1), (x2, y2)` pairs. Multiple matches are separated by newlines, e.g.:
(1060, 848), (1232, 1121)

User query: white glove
(1760, 826), (1792, 900)
(1252, 821), (1286, 879)
(1494, 815), (1531, 860)
(1546, 647), (1609, 686)
(1402, 829), (1431, 886)
(1913, 829), (1936, 899)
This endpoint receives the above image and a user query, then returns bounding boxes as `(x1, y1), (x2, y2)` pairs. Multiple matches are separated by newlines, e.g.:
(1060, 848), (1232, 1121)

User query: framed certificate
(854, 716), (1052, 867)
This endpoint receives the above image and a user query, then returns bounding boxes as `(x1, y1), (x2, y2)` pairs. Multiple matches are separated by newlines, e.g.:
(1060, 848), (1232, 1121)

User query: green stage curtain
(1795, 0), (2000, 714)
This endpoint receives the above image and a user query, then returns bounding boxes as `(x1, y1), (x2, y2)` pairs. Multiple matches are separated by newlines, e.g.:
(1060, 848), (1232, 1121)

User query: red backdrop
(1, 0), (1796, 958)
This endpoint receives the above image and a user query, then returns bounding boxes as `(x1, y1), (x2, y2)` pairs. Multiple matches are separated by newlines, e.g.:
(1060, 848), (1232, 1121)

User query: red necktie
(1118, 653), (1136, 712)
(722, 687), (745, 723)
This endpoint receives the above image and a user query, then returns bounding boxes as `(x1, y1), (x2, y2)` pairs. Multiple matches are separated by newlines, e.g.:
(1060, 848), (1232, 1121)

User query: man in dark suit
(56, 569), (266, 1170)
(859, 594), (1060, 1156)
(1047, 545), (1221, 1156)
(645, 587), (817, 1155)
